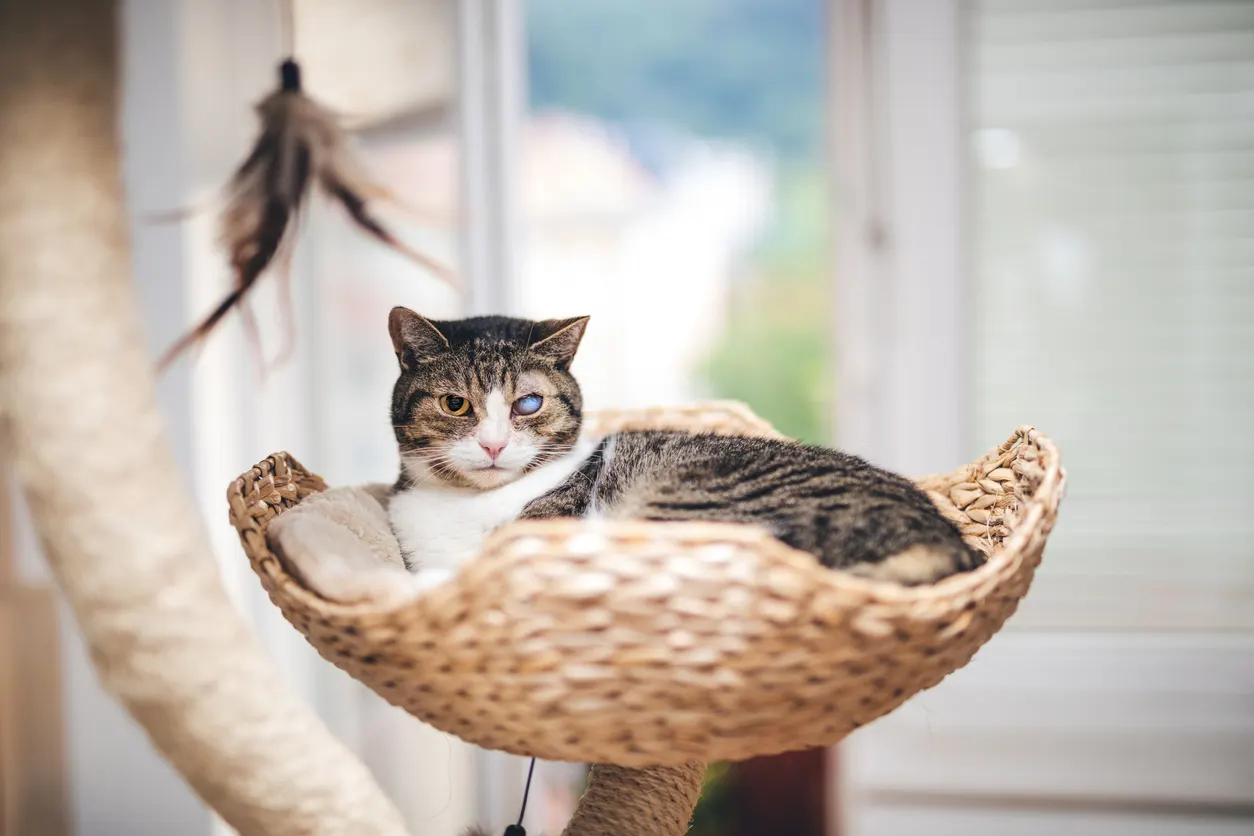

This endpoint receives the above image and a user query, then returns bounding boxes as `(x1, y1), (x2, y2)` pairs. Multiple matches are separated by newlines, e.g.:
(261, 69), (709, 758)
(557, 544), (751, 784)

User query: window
(523, 0), (834, 443)
(969, 0), (1254, 630)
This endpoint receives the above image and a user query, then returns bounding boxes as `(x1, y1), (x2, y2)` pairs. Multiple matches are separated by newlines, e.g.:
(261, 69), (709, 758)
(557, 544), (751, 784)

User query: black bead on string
(279, 58), (301, 92)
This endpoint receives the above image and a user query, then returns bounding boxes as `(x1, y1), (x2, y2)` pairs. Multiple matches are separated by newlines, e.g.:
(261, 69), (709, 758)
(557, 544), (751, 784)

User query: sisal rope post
(561, 764), (706, 836)
(0, 2), (409, 833)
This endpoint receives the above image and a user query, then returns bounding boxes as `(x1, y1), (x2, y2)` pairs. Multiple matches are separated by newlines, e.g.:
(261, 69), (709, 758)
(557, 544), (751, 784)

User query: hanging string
(502, 758), (537, 836)
(276, 0), (301, 92)
(279, 0), (295, 59)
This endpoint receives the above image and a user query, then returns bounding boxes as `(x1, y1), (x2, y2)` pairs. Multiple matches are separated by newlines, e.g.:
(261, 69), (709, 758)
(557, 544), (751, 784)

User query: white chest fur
(388, 438), (596, 587)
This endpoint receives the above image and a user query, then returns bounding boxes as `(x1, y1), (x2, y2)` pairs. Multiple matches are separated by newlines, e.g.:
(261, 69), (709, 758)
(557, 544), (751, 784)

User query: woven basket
(227, 402), (1064, 767)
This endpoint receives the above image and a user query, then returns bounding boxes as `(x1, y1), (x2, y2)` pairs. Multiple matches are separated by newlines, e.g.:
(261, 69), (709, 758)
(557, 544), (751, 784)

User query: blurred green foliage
(688, 762), (734, 834)
(698, 166), (831, 444)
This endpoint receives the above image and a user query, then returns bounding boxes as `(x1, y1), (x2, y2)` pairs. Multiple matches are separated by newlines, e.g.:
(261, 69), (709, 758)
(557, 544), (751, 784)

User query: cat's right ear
(388, 307), (449, 370)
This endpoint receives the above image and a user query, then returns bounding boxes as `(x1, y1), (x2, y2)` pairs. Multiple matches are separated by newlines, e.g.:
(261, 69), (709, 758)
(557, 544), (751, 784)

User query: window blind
(970, 0), (1254, 618)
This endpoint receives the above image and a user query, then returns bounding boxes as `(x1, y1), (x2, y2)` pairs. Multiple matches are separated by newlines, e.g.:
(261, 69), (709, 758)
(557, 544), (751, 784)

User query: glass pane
(523, 0), (833, 443)
(969, 1), (1254, 606)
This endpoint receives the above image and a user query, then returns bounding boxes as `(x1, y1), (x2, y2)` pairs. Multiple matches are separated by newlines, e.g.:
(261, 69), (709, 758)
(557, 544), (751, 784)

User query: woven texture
(228, 402), (1064, 767)
(560, 763), (706, 836)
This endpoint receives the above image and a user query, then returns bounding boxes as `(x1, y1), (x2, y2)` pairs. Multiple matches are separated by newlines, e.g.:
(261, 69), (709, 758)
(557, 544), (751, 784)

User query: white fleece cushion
(266, 483), (419, 604)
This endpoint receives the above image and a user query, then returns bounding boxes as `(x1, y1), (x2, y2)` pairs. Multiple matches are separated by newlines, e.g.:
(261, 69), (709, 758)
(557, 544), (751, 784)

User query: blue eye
(513, 394), (543, 416)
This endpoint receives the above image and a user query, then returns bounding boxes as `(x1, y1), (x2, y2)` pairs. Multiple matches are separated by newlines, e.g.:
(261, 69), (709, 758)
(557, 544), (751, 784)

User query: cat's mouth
(461, 462), (523, 488)
(424, 440), (542, 489)
(469, 461), (513, 472)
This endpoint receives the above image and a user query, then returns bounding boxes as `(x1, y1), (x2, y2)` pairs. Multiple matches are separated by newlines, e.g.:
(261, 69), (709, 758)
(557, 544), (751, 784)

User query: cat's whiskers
(407, 457), (458, 479)
(536, 442), (601, 493)
(401, 450), (463, 485)
(399, 466), (447, 491)
(527, 441), (580, 471)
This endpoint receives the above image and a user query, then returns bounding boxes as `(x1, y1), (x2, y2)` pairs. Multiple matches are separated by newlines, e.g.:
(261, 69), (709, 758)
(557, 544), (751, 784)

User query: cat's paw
(845, 546), (961, 586)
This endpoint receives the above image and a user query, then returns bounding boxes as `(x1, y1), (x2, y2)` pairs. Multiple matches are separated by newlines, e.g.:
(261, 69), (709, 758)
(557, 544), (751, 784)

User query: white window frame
(458, 0), (525, 316)
(830, 0), (968, 478)
(456, 2), (547, 831)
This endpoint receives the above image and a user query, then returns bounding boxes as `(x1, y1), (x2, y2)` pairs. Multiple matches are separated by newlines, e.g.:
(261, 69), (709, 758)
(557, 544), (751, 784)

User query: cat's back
(597, 429), (981, 579)
(604, 429), (915, 494)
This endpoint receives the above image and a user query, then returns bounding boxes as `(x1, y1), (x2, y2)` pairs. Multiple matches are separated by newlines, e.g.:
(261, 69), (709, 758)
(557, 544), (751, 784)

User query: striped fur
(519, 431), (984, 581)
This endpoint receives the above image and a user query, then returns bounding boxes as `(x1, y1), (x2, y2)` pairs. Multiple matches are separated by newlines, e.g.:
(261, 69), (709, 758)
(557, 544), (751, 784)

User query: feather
(158, 59), (456, 371)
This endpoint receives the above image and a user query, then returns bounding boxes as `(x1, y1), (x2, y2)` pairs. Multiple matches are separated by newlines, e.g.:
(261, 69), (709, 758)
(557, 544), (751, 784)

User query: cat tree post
(561, 763), (706, 836)
(0, 2), (408, 833)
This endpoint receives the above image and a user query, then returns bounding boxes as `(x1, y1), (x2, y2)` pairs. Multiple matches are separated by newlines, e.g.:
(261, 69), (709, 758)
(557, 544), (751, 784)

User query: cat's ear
(388, 307), (449, 369)
(529, 316), (590, 370)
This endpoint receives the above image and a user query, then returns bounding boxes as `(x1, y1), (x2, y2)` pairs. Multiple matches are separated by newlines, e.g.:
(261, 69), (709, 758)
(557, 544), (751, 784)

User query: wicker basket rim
(232, 418), (1063, 620)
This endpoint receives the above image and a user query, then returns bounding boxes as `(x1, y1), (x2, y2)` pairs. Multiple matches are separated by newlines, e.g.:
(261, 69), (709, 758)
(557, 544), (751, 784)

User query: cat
(386, 307), (984, 589)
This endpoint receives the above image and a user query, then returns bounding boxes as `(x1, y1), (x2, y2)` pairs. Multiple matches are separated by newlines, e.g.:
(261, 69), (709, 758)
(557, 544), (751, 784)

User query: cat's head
(389, 307), (589, 490)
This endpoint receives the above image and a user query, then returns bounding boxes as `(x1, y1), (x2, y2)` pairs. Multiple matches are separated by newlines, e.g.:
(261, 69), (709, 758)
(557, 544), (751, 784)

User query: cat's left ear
(529, 316), (590, 370)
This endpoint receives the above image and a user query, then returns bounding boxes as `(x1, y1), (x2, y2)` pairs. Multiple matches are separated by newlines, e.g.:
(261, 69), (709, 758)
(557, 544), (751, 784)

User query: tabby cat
(386, 308), (983, 589)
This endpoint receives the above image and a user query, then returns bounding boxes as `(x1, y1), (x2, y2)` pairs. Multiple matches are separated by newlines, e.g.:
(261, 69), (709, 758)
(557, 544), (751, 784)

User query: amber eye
(513, 394), (543, 416)
(439, 395), (471, 416)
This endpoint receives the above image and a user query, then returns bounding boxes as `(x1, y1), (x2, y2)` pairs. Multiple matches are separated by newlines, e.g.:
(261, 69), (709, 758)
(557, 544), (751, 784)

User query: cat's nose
(479, 439), (508, 461)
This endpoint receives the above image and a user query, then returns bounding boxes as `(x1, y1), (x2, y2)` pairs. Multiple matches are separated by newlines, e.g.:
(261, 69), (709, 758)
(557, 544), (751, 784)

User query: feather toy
(158, 57), (456, 371)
